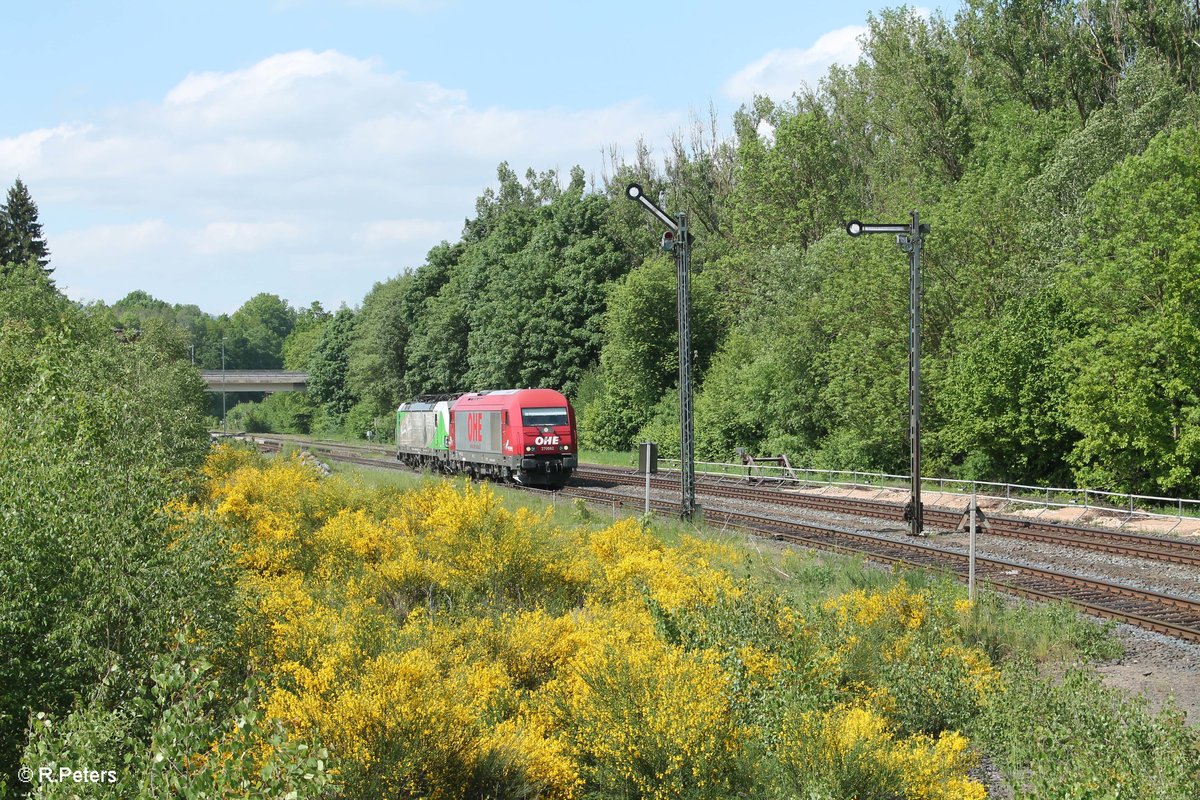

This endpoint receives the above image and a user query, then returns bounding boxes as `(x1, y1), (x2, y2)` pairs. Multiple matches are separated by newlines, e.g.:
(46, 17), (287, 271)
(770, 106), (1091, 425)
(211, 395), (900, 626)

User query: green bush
(225, 391), (315, 434)
(19, 636), (337, 799)
(634, 392), (681, 459)
(960, 594), (1124, 664)
(0, 264), (227, 780)
(344, 399), (393, 443)
(974, 662), (1200, 799)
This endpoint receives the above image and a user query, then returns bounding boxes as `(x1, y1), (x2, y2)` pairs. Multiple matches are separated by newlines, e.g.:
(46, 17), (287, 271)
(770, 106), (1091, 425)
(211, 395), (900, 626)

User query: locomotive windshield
(521, 407), (569, 427)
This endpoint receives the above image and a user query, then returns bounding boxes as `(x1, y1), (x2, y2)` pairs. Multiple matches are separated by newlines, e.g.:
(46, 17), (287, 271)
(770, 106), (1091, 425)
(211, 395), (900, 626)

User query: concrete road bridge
(200, 370), (308, 393)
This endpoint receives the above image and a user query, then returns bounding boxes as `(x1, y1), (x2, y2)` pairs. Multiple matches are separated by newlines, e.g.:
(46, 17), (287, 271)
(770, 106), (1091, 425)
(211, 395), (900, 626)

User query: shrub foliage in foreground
(190, 452), (997, 799)
(15, 444), (1200, 798)
(0, 263), (218, 784)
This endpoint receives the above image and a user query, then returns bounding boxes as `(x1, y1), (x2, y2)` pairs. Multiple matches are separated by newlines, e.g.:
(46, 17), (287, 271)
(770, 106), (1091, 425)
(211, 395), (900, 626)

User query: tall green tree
(403, 265), (472, 395)
(0, 261), (220, 779)
(929, 290), (1079, 483)
(400, 239), (473, 395)
(226, 293), (296, 369)
(824, 8), (973, 209)
(955, 0), (1121, 120)
(728, 98), (854, 254)
(809, 234), (913, 470)
(307, 307), (358, 423)
(281, 301), (331, 371)
(464, 167), (631, 395)
(583, 255), (724, 451)
(347, 276), (412, 413)
(661, 105), (738, 251)
(1059, 126), (1200, 494)
(1, 177), (51, 277)
(1019, 52), (1187, 277)
(688, 241), (830, 462)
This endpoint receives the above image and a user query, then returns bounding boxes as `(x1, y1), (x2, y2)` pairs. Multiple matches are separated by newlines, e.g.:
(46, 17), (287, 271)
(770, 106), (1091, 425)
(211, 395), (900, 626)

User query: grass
(959, 593), (1124, 664)
(327, 460), (615, 532)
(578, 447), (640, 468)
(327, 457), (1124, 667)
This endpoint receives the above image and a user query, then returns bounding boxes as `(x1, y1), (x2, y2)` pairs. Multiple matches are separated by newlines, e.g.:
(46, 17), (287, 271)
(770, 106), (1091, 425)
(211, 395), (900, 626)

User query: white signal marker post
(846, 212), (930, 537)
(627, 184), (696, 521)
(969, 489), (977, 601)
(640, 442), (658, 514)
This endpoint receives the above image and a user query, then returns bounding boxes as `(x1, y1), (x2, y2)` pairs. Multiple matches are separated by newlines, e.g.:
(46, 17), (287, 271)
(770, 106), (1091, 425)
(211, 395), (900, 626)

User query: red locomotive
(395, 388), (577, 488)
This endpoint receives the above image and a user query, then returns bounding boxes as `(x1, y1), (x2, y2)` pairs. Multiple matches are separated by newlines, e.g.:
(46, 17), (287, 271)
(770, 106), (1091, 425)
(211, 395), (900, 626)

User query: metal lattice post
(907, 211), (924, 537)
(845, 213), (928, 537)
(624, 184), (696, 520)
(676, 212), (696, 520)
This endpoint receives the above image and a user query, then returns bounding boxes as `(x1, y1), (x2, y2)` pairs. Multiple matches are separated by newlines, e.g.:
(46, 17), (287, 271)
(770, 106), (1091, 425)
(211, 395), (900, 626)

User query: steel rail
(562, 486), (1200, 643)
(574, 467), (1200, 568)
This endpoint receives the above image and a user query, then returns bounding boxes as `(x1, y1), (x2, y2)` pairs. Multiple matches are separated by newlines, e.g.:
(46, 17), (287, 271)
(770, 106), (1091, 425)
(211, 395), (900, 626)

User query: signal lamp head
(660, 230), (675, 252)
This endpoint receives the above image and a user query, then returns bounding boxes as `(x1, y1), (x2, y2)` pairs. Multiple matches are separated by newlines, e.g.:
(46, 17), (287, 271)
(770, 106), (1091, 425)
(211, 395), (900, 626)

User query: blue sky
(2, 0), (955, 314)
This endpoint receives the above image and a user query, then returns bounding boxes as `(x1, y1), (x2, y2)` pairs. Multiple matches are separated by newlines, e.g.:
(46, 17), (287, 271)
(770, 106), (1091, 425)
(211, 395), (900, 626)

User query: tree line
(9, 0), (1200, 497)
(319, 0), (1200, 498)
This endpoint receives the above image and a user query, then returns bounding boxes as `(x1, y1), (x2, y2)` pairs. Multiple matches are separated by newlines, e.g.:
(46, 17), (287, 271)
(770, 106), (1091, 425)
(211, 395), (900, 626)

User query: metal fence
(659, 458), (1199, 526)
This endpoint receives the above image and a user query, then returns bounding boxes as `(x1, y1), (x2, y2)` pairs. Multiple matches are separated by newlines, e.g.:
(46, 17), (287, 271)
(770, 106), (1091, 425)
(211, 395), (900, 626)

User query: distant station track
(574, 466), (1200, 569)
(231, 435), (1200, 643)
(236, 433), (396, 458)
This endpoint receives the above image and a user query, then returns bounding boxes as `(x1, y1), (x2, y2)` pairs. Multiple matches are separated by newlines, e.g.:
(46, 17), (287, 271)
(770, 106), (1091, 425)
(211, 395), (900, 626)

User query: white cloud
(55, 220), (172, 259)
(0, 124), (92, 173)
(0, 50), (682, 312)
(721, 25), (866, 103)
(359, 218), (457, 245)
(193, 221), (305, 254)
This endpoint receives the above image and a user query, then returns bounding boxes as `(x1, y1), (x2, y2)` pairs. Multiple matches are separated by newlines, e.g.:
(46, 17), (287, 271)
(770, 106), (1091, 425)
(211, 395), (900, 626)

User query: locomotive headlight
(561, 444), (570, 451)
(525, 445), (535, 453)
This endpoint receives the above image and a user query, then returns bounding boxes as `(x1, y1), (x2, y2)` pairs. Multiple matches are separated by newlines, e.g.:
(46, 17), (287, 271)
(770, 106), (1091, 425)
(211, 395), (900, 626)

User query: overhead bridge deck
(200, 370), (308, 393)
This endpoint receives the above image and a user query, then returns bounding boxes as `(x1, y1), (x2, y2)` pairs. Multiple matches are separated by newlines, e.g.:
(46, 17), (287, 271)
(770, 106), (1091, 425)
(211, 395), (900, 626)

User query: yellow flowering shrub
(824, 583), (930, 631)
(548, 634), (748, 799)
(589, 518), (741, 611)
(211, 455), (322, 575)
(479, 718), (581, 797)
(489, 608), (595, 690)
(201, 441), (263, 485)
(941, 643), (1005, 701)
(196, 453), (997, 800)
(777, 704), (986, 800)
(814, 581), (1003, 736)
(737, 644), (783, 683)
(211, 453), (320, 520)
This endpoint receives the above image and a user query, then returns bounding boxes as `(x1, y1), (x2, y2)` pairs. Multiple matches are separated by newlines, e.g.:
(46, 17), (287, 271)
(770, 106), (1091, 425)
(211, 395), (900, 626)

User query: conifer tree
(0, 215), (12, 271)
(1, 178), (51, 277)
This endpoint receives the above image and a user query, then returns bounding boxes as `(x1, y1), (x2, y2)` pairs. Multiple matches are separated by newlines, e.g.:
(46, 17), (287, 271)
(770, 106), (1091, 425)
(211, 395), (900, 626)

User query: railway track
(564, 486), (1200, 644)
(236, 436), (1200, 643)
(575, 466), (1200, 568)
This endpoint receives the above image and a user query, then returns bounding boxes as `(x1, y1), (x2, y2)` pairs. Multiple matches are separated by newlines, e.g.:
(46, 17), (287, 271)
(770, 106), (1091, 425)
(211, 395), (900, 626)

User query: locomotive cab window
(521, 407), (569, 427)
